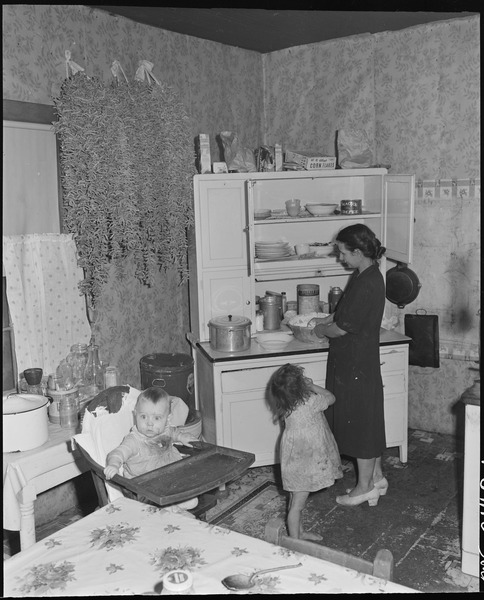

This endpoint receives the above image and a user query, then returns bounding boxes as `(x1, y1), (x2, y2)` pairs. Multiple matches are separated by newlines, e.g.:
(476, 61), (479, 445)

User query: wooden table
(3, 422), (88, 550)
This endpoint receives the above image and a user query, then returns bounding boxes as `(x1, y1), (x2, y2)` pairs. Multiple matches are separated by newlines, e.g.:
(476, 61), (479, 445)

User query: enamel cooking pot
(3, 394), (50, 452)
(386, 263), (422, 309)
(208, 315), (251, 352)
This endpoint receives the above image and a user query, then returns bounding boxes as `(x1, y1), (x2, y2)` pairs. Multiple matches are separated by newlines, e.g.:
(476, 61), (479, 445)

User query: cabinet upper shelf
(254, 211), (381, 223)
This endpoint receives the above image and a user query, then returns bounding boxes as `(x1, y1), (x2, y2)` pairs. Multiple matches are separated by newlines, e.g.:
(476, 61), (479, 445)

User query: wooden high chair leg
(189, 492), (217, 520)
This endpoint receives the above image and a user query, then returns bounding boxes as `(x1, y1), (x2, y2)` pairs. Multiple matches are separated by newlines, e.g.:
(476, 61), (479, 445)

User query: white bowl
(305, 203), (338, 216)
(256, 332), (293, 350)
(309, 243), (335, 256)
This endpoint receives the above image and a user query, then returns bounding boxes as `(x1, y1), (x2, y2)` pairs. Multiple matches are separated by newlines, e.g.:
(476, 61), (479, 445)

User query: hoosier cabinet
(188, 169), (414, 466)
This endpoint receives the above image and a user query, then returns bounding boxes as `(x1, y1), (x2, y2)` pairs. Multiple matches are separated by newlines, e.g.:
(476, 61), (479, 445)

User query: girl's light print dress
(281, 391), (343, 492)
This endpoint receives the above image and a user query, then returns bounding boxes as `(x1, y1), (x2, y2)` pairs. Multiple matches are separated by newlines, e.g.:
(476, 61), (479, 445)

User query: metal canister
(265, 290), (286, 318)
(297, 284), (320, 315)
(329, 286), (343, 313)
(259, 296), (281, 330)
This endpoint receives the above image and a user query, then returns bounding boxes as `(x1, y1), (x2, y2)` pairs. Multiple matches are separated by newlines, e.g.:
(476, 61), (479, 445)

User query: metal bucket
(140, 353), (196, 422)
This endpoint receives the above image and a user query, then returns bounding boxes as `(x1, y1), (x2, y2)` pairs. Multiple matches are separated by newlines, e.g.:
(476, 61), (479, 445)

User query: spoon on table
(222, 562), (302, 591)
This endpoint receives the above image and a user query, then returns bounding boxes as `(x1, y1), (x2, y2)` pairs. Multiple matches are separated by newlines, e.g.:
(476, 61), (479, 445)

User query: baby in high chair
(104, 387), (198, 480)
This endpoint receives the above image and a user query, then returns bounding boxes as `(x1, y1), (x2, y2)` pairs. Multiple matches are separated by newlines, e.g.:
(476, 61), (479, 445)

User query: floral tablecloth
(4, 497), (417, 595)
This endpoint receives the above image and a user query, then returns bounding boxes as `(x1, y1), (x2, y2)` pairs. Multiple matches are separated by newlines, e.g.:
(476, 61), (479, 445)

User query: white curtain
(2, 233), (92, 376)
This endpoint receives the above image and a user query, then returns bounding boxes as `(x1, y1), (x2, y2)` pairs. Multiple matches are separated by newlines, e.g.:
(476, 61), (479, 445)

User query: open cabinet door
(384, 175), (415, 264)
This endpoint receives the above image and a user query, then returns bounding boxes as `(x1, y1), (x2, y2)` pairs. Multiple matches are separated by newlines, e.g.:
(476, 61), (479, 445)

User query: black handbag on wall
(404, 310), (440, 368)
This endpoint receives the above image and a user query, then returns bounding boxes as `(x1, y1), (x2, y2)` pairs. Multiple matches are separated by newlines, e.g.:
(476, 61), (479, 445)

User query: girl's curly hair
(267, 363), (312, 421)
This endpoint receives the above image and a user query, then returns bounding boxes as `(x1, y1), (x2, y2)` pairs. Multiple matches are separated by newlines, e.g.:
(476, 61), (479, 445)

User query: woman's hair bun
(376, 245), (386, 259)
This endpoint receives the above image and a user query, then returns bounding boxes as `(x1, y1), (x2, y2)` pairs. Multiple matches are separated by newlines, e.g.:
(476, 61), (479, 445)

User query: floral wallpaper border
(416, 178), (481, 200)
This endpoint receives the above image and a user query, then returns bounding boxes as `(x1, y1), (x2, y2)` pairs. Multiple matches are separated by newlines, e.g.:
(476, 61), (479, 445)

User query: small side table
(3, 422), (89, 551)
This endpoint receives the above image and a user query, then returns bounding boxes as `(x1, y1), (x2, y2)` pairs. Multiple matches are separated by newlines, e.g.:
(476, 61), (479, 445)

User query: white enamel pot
(3, 394), (50, 452)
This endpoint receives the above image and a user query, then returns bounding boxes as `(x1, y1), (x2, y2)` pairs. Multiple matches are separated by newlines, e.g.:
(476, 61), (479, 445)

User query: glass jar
(58, 389), (79, 429)
(83, 344), (104, 392)
(104, 365), (119, 389)
(67, 343), (89, 385)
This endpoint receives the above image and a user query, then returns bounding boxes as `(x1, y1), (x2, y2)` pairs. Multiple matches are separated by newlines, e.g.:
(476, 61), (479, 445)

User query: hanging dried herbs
(54, 72), (195, 306)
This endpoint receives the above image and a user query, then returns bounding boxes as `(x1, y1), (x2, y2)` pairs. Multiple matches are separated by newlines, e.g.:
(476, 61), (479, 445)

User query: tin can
(297, 284), (320, 315)
(329, 287), (343, 313)
(340, 199), (362, 215)
(48, 387), (79, 424)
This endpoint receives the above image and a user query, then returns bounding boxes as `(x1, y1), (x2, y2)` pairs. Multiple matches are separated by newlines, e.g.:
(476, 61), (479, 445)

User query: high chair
(73, 385), (254, 519)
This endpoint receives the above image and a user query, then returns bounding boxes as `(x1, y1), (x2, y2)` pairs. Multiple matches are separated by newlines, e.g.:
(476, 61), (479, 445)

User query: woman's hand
(308, 314), (333, 328)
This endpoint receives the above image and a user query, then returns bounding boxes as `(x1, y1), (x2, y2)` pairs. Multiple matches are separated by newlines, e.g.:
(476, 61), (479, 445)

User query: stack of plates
(255, 240), (292, 259)
(254, 209), (271, 220)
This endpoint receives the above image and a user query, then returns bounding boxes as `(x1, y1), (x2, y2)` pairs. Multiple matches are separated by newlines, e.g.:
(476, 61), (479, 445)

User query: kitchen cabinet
(190, 331), (409, 467)
(188, 169), (413, 467)
(190, 169), (415, 342)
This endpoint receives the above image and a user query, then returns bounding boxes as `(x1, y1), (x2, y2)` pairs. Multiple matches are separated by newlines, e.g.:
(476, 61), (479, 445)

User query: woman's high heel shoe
(336, 487), (380, 507)
(373, 477), (389, 496)
(345, 477), (389, 496)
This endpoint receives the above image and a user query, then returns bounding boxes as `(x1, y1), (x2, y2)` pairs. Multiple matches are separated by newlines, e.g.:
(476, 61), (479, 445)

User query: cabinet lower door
(383, 393), (407, 462)
(222, 391), (281, 466)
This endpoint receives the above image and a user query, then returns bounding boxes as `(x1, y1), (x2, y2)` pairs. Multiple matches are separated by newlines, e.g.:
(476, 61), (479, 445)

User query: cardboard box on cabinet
(285, 150), (336, 170)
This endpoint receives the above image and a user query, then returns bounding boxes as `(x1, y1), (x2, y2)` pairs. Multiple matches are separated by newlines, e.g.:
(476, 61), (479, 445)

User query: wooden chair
(264, 517), (394, 581)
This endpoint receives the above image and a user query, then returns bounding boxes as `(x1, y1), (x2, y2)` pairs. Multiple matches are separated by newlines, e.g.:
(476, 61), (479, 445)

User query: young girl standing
(268, 363), (343, 540)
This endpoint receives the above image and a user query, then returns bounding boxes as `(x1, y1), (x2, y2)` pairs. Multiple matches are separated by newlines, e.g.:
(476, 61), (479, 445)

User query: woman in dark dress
(313, 224), (388, 507)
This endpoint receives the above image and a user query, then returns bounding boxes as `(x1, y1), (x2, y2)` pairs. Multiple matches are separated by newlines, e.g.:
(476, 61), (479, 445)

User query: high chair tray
(77, 440), (255, 506)
(130, 442), (255, 504)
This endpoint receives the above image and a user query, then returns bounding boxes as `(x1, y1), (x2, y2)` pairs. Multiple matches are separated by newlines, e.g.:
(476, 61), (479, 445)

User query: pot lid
(209, 315), (251, 330)
(3, 394), (49, 415)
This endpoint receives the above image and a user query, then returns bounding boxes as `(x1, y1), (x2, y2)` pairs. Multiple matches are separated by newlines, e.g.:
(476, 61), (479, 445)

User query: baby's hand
(104, 465), (119, 480)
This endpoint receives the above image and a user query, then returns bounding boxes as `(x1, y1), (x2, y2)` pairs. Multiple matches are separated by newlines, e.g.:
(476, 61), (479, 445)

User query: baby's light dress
(281, 391), (343, 492)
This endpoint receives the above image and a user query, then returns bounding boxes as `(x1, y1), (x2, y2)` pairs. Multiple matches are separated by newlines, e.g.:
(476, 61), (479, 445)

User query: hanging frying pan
(386, 263), (422, 309)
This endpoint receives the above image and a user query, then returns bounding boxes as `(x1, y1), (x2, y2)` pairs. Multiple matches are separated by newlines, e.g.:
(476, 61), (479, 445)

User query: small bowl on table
(256, 331), (293, 351)
(305, 203), (338, 216)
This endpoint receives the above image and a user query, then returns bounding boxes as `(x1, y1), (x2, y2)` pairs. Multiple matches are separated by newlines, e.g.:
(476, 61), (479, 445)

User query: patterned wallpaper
(262, 16), (480, 434)
(2, 7), (480, 434)
(2, 4), (263, 387)
(262, 34), (376, 157)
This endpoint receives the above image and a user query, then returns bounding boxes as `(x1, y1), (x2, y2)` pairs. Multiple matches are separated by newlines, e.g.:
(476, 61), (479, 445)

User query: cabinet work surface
(195, 328), (409, 362)
(192, 330), (410, 467)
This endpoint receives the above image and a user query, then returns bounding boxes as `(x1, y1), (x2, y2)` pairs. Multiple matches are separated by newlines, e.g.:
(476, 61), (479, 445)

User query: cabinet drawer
(382, 372), (405, 394)
(221, 358), (327, 393)
(380, 349), (406, 373)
